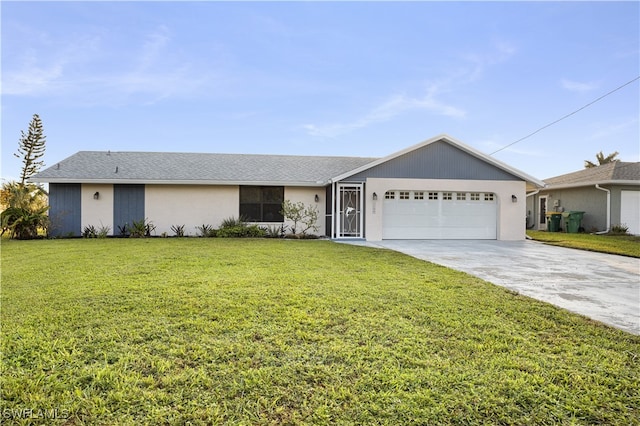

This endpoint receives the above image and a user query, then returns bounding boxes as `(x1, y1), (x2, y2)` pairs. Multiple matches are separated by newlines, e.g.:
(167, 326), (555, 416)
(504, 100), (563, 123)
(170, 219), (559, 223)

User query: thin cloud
(301, 41), (515, 139)
(302, 90), (466, 139)
(2, 25), (215, 105)
(461, 40), (518, 83)
(587, 117), (639, 140)
(561, 79), (599, 92)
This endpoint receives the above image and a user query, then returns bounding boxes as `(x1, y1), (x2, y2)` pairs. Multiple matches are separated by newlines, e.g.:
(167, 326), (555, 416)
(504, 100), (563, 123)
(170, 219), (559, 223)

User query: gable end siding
(49, 183), (82, 237)
(114, 184), (145, 233)
(348, 140), (521, 181)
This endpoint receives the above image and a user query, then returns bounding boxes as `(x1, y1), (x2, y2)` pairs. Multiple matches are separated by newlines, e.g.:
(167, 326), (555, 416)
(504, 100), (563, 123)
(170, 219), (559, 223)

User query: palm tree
(0, 182), (49, 239)
(584, 151), (619, 168)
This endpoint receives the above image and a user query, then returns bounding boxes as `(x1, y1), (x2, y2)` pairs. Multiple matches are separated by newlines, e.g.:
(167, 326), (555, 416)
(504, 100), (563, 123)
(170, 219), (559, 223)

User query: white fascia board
(29, 178), (328, 187)
(329, 133), (545, 187)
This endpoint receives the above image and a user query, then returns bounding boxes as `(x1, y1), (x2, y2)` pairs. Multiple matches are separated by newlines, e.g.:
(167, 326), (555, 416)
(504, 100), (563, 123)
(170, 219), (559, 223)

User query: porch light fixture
(511, 195), (517, 203)
(93, 192), (100, 200)
(372, 192), (378, 201)
(315, 194), (320, 202)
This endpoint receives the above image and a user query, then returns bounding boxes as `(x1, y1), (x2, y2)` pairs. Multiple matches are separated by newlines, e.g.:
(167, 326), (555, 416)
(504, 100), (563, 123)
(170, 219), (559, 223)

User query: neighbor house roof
(543, 162), (640, 189)
(31, 151), (377, 186)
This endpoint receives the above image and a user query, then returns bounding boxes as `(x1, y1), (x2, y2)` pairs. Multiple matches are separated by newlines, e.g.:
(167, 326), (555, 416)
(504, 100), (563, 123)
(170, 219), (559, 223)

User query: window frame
(239, 186), (284, 222)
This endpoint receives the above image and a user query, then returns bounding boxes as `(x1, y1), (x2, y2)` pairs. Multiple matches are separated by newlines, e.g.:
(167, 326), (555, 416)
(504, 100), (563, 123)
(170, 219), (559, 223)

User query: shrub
(82, 225), (97, 238)
(264, 224), (287, 238)
(217, 216), (266, 238)
(83, 224), (111, 239)
(170, 224), (185, 237)
(280, 200), (319, 236)
(196, 224), (216, 237)
(130, 218), (155, 238)
(217, 224), (265, 238)
(220, 216), (248, 228)
(610, 224), (629, 235)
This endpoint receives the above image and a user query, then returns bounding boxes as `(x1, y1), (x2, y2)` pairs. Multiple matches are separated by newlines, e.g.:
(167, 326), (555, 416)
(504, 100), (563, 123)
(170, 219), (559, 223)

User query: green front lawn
(527, 230), (640, 257)
(2, 239), (639, 425)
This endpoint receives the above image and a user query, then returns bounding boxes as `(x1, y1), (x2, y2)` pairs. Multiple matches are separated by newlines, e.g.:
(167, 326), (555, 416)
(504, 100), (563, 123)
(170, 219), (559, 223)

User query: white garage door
(620, 190), (640, 235)
(383, 190), (497, 239)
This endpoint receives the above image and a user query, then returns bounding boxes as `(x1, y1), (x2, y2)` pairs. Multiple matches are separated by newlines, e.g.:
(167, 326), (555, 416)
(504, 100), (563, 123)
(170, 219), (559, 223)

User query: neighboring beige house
(31, 134), (544, 240)
(526, 162), (640, 235)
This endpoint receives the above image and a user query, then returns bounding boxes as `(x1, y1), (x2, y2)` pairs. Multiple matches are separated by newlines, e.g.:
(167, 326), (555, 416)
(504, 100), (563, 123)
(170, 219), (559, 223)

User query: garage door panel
(620, 191), (640, 235)
(382, 191), (497, 239)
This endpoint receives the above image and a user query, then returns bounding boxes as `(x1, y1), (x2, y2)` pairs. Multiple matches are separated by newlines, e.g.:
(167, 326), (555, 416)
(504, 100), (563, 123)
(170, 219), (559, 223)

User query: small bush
(280, 200), (319, 236)
(196, 224), (216, 237)
(82, 225), (97, 238)
(170, 224), (185, 237)
(117, 224), (129, 237)
(84, 224), (111, 238)
(217, 216), (266, 238)
(220, 216), (249, 228)
(130, 218), (155, 238)
(217, 224), (265, 238)
(610, 224), (629, 235)
(264, 224), (287, 238)
(97, 225), (110, 238)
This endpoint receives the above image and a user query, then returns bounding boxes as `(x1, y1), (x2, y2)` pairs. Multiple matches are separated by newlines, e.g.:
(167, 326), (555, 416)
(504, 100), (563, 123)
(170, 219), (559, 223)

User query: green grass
(2, 239), (639, 425)
(527, 230), (640, 257)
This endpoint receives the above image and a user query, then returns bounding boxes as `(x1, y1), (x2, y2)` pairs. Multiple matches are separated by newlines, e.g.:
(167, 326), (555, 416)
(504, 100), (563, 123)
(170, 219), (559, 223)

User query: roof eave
(542, 180), (640, 190)
(29, 178), (329, 187)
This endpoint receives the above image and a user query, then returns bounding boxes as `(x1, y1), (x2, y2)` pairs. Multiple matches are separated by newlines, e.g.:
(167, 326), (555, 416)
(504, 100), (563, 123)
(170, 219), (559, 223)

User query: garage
(328, 135), (543, 241)
(620, 190), (640, 235)
(382, 190), (497, 239)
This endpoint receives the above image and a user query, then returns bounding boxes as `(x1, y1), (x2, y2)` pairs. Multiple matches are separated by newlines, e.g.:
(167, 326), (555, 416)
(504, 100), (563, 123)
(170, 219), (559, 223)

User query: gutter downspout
(594, 184), (610, 234)
(525, 190), (541, 239)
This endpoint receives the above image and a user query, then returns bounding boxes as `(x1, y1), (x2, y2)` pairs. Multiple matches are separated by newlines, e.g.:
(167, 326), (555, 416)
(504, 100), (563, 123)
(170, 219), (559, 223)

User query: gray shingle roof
(32, 151), (378, 186)
(544, 162), (640, 187)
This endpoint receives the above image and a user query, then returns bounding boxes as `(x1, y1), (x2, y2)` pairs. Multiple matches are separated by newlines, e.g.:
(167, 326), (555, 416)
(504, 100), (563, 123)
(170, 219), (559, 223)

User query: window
(456, 193), (466, 201)
(470, 193), (480, 201)
(414, 191), (424, 200)
(442, 192), (453, 200)
(385, 191), (395, 200)
(240, 186), (284, 222)
(428, 192), (438, 200)
(399, 191), (410, 200)
(484, 193), (495, 201)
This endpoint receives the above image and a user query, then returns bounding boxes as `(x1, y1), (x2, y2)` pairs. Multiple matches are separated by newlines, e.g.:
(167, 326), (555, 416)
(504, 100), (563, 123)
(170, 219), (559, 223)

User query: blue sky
(2, 1), (639, 182)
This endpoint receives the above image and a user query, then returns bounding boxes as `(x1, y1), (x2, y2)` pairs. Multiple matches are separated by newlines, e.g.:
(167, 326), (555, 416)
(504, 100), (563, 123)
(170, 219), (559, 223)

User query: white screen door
(337, 184), (363, 238)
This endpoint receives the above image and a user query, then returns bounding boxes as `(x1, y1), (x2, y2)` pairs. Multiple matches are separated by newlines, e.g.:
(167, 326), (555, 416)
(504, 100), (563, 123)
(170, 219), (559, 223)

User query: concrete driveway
(341, 240), (640, 335)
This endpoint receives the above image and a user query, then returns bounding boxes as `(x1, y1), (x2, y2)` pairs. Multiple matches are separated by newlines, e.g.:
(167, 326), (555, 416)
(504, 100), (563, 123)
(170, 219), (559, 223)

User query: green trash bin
(565, 211), (585, 233)
(546, 212), (562, 232)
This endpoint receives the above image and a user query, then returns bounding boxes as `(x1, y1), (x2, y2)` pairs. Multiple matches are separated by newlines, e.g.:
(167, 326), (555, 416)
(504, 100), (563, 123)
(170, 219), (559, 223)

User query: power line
(490, 76), (640, 156)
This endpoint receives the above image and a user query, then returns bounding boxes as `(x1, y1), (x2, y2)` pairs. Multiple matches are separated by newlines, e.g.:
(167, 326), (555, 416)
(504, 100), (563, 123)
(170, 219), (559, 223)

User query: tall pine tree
(15, 113), (46, 185)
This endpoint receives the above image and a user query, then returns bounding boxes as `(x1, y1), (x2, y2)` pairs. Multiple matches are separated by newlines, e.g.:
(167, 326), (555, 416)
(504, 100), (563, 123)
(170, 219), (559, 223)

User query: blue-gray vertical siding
(49, 183), (81, 237)
(325, 185), (332, 237)
(347, 140), (520, 181)
(113, 184), (145, 234)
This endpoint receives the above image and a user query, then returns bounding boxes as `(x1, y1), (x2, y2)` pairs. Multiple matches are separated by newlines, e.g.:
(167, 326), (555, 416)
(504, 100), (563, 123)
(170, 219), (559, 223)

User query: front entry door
(337, 184), (363, 238)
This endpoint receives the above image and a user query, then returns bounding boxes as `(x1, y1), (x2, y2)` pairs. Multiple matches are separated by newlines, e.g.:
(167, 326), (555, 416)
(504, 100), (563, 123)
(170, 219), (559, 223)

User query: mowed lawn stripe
(1, 239), (639, 425)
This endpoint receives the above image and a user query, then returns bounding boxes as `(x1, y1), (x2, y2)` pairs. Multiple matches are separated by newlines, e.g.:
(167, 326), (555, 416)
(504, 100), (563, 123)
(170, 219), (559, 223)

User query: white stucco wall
(78, 184), (326, 237)
(283, 187), (325, 236)
(145, 185), (325, 236)
(145, 185), (238, 236)
(365, 178), (527, 241)
(81, 184), (114, 235)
